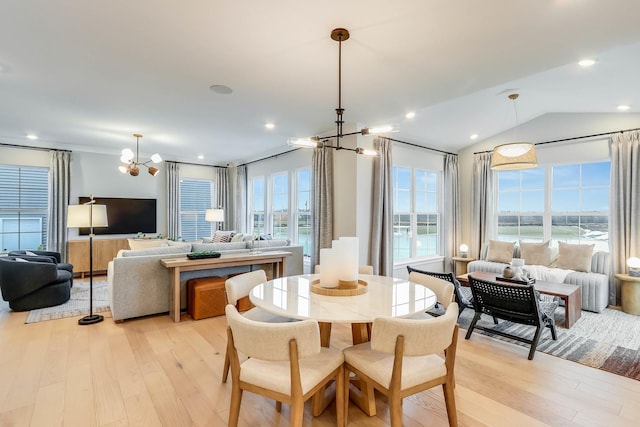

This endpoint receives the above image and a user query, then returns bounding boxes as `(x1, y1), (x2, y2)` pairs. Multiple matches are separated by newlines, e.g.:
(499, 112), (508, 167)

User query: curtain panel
(470, 152), (494, 258)
(311, 146), (334, 268)
(165, 161), (180, 240)
(609, 130), (640, 305)
(234, 165), (248, 233)
(214, 167), (231, 227)
(369, 138), (393, 276)
(47, 150), (71, 259)
(443, 154), (461, 267)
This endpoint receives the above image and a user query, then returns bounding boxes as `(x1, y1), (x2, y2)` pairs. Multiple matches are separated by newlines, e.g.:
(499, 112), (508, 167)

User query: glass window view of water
(496, 161), (610, 252)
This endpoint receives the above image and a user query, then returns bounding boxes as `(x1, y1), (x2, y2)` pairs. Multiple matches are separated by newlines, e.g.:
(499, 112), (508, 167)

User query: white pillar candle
(338, 236), (359, 285)
(319, 248), (339, 288)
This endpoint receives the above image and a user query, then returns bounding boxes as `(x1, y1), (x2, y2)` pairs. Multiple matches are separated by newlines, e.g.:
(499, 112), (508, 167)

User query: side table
(615, 273), (640, 315)
(452, 256), (476, 276)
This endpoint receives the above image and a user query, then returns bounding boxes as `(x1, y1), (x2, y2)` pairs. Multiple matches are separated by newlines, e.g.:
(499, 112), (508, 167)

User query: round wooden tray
(310, 279), (368, 296)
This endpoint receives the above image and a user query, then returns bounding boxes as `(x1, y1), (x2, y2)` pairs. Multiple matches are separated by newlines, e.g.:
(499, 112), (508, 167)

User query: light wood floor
(1, 277), (639, 427)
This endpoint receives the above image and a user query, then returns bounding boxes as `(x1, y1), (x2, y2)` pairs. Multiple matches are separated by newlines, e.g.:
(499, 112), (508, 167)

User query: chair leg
(389, 393), (403, 427)
(465, 313), (482, 339)
(548, 320), (558, 340)
(442, 381), (458, 427)
(228, 383), (243, 427)
(343, 367), (350, 427)
(528, 325), (544, 360)
(275, 401), (282, 412)
(492, 316), (499, 324)
(335, 366), (345, 427)
(290, 398), (304, 427)
(222, 348), (230, 383)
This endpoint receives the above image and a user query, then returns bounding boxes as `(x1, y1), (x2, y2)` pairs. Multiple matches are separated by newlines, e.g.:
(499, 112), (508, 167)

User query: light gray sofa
(107, 241), (303, 321)
(467, 244), (610, 313)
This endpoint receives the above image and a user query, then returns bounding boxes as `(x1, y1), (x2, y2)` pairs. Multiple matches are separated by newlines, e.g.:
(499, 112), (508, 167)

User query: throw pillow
(486, 240), (515, 264)
(14, 257), (29, 262)
(555, 242), (594, 272)
(519, 240), (551, 266)
(25, 250), (38, 256)
(212, 230), (235, 243)
(127, 238), (168, 250)
(230, 233), (244, 243)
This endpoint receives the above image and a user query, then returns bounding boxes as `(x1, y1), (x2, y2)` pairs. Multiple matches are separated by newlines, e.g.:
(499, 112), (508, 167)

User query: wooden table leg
(564, 289), (582, 328)
(351, 323), (370, 345)
(319, 322), (332, 348)
(168, 267), (181, 323)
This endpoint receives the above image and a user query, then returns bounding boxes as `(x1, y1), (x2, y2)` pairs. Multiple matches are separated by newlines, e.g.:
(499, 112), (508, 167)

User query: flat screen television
(78, 197), (157, 235)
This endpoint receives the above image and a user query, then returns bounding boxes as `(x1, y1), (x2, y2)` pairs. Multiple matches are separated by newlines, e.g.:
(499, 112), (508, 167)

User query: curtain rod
(386, 137), (457, 156)
(236, 148), (302, 167)
(473, 127), (640, 155)
(0, 142), (71, 153)
(166, 160), (227, 169)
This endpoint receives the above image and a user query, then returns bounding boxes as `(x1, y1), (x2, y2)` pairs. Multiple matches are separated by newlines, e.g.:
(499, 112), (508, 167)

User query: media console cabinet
(68, 238), (129, 277)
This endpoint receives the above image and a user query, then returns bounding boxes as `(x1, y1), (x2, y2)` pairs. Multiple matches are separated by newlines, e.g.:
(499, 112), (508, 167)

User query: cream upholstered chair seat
(343, 303), (459, 426)
(225, 304), (345, 427)
(406, 271), (454, 320)
(222, 270), (297, 383)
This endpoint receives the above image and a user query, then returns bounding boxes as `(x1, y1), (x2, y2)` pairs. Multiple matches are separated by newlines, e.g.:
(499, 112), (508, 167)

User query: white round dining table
(249, 274), (437, 347)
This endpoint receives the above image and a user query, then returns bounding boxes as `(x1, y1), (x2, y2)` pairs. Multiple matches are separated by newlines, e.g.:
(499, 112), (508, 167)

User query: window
(251, 177), (265, 235)
(496, 161), (610, 251)
(271, 173), (288, 239)
(295, 168), (311, 256)
(179, 179), (214, 241)
(392, 166), (440, 261)
(0, 165), (49, 251)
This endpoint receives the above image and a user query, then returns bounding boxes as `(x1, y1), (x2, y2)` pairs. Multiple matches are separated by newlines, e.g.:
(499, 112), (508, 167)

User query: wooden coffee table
(457, 271), (582, 328)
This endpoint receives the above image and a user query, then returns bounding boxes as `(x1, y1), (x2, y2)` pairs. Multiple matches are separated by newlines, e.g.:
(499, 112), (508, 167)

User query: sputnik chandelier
(287, 28), (396, 156)
(118, 133), (162, 176)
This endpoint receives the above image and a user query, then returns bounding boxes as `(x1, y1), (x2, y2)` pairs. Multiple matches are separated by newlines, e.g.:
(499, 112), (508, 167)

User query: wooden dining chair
(314, 265), (374, 274)
(343, 303), (460, 426)
(225, 304), (345, 427)
(222, 270), (297, 383)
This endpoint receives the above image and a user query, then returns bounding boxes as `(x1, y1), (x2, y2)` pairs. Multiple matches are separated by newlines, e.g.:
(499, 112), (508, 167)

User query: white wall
(0, 146), (50, 167)
(458, 112), (640, 255)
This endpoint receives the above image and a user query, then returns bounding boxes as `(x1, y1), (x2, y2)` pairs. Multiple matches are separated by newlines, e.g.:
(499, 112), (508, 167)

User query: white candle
(319, 248), (339, 288)
(338, 236), (359, 284)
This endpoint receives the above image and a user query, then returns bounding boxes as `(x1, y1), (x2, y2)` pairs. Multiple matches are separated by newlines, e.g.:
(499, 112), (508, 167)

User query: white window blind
(179, 179), (213, 241)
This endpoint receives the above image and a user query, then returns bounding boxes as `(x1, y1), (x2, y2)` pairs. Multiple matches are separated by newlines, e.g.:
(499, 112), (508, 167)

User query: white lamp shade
(627, 257), (640, 269)
(459, 244), (469, 253)
(67, 204), (108, 228)
(205, 208), (224, 222)
(150, 153), (163, 163)
(491, 142), (538, 170)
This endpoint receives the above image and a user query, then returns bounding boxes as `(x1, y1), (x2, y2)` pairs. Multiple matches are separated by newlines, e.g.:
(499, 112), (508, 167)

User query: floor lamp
(67, 195), (108, 325)
(205, 208), (224, 231)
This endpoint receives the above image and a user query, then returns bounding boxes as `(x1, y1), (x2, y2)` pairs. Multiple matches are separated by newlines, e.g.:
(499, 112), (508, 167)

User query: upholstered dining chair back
(408, 271), (454, 309)
(225, 269), (267, 306)
(314, 264), (374, 274)
(371, 302), (459, 356)
(225, 304), (320, 361)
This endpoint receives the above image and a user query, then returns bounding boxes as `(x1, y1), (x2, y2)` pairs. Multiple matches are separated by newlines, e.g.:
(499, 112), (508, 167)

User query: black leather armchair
(0, 257), (72, 311)
(8, 250), (73, 285)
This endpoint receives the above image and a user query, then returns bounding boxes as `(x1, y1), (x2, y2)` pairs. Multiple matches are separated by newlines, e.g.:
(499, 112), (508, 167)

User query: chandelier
(490, 94), (538, 170)
(287, 28), (395, 156)
(118, 133), (162, 176)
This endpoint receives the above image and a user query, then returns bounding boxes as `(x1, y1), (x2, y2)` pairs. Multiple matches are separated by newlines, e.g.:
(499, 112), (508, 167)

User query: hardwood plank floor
(1, 277), (639, 426)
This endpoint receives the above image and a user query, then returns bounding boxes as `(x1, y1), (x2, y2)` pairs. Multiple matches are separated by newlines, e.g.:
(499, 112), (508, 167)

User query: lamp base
(78, 314), (104, 325)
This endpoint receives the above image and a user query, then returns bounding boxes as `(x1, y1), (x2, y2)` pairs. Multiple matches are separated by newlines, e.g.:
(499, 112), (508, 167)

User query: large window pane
(179, 179), (213, 240)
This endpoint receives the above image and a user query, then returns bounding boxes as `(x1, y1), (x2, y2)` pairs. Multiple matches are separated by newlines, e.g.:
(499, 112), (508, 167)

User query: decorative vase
(503, 266), (514, 278)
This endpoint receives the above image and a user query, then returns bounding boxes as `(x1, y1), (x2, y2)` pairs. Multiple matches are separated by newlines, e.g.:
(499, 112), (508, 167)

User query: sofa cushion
(252, 239), (291, 248)
(128, 238), (168, 250)
(519, 240), (551, 266)
(118, 245), (191, 257)
(212, 230), (235, 243)
(556, 242), (594, 272)
(486, 240), (515, 264)
(230, 233), (244, 242)
(192, 242), (247, 252)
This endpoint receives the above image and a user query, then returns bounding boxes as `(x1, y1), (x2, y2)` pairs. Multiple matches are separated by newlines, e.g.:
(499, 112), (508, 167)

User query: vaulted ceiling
(1, 1), (639, 166)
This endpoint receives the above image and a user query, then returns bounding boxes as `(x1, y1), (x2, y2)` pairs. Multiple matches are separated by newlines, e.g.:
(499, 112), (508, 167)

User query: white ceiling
(1, 0), (639, 166)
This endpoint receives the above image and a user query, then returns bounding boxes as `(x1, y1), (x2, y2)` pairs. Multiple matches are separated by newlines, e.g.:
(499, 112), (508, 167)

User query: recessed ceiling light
(405, 112), (416, 119)
(197, 155), (204, 160)
(265, 123), (275, 129)
(470, 133), (479, 140)
(617, 105), (631, 111)
(209, 85), (233, 94)
(26, 134), (38, 140)
(578, 58), (596, 67)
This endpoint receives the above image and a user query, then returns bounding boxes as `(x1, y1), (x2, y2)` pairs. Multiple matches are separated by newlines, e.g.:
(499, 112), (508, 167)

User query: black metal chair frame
(466, 275), (558, 360)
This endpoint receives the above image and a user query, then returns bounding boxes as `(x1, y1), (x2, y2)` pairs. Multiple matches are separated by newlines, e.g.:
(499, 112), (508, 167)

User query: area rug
(456, 306), (640, 381)
(25, 280), (110, 323)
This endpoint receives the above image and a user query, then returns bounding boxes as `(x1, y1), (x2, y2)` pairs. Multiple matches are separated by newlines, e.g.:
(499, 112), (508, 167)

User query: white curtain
(609, 130), (640, 305)
(369, 138), (393, 276)
(47, 150), (71, 259)
(443, 154), (461, 269)
(215, 167), (231, 227)
(471, 152), (495, 258)
(311, 146), (333, 268)
(166, 161), (180, 240)
(234, 165), (248, 233)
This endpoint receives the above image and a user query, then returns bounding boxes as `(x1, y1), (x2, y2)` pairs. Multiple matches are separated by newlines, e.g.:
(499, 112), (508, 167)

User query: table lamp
(459, 244), (469, 258)
(628, 257), (640, 277)
(67, 195), (108, 325)
(205, 208), (225, 231)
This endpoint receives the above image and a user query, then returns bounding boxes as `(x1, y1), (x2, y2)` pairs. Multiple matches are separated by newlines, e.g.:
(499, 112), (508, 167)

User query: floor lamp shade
(205, 208), (224, 223)
(67, 204), (108, 228)
(490, 142), (538, 170)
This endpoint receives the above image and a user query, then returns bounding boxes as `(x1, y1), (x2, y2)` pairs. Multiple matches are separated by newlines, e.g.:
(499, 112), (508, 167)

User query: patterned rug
(25, 280), (110, 323)
(456, 305), (640, 381)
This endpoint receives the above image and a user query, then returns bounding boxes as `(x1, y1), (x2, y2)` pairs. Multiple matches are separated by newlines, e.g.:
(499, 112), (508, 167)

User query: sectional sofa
(107, 239), (303, 321)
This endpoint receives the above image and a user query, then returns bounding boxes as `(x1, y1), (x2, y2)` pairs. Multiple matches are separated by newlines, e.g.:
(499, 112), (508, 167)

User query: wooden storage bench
(187, 276), (228, 320)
